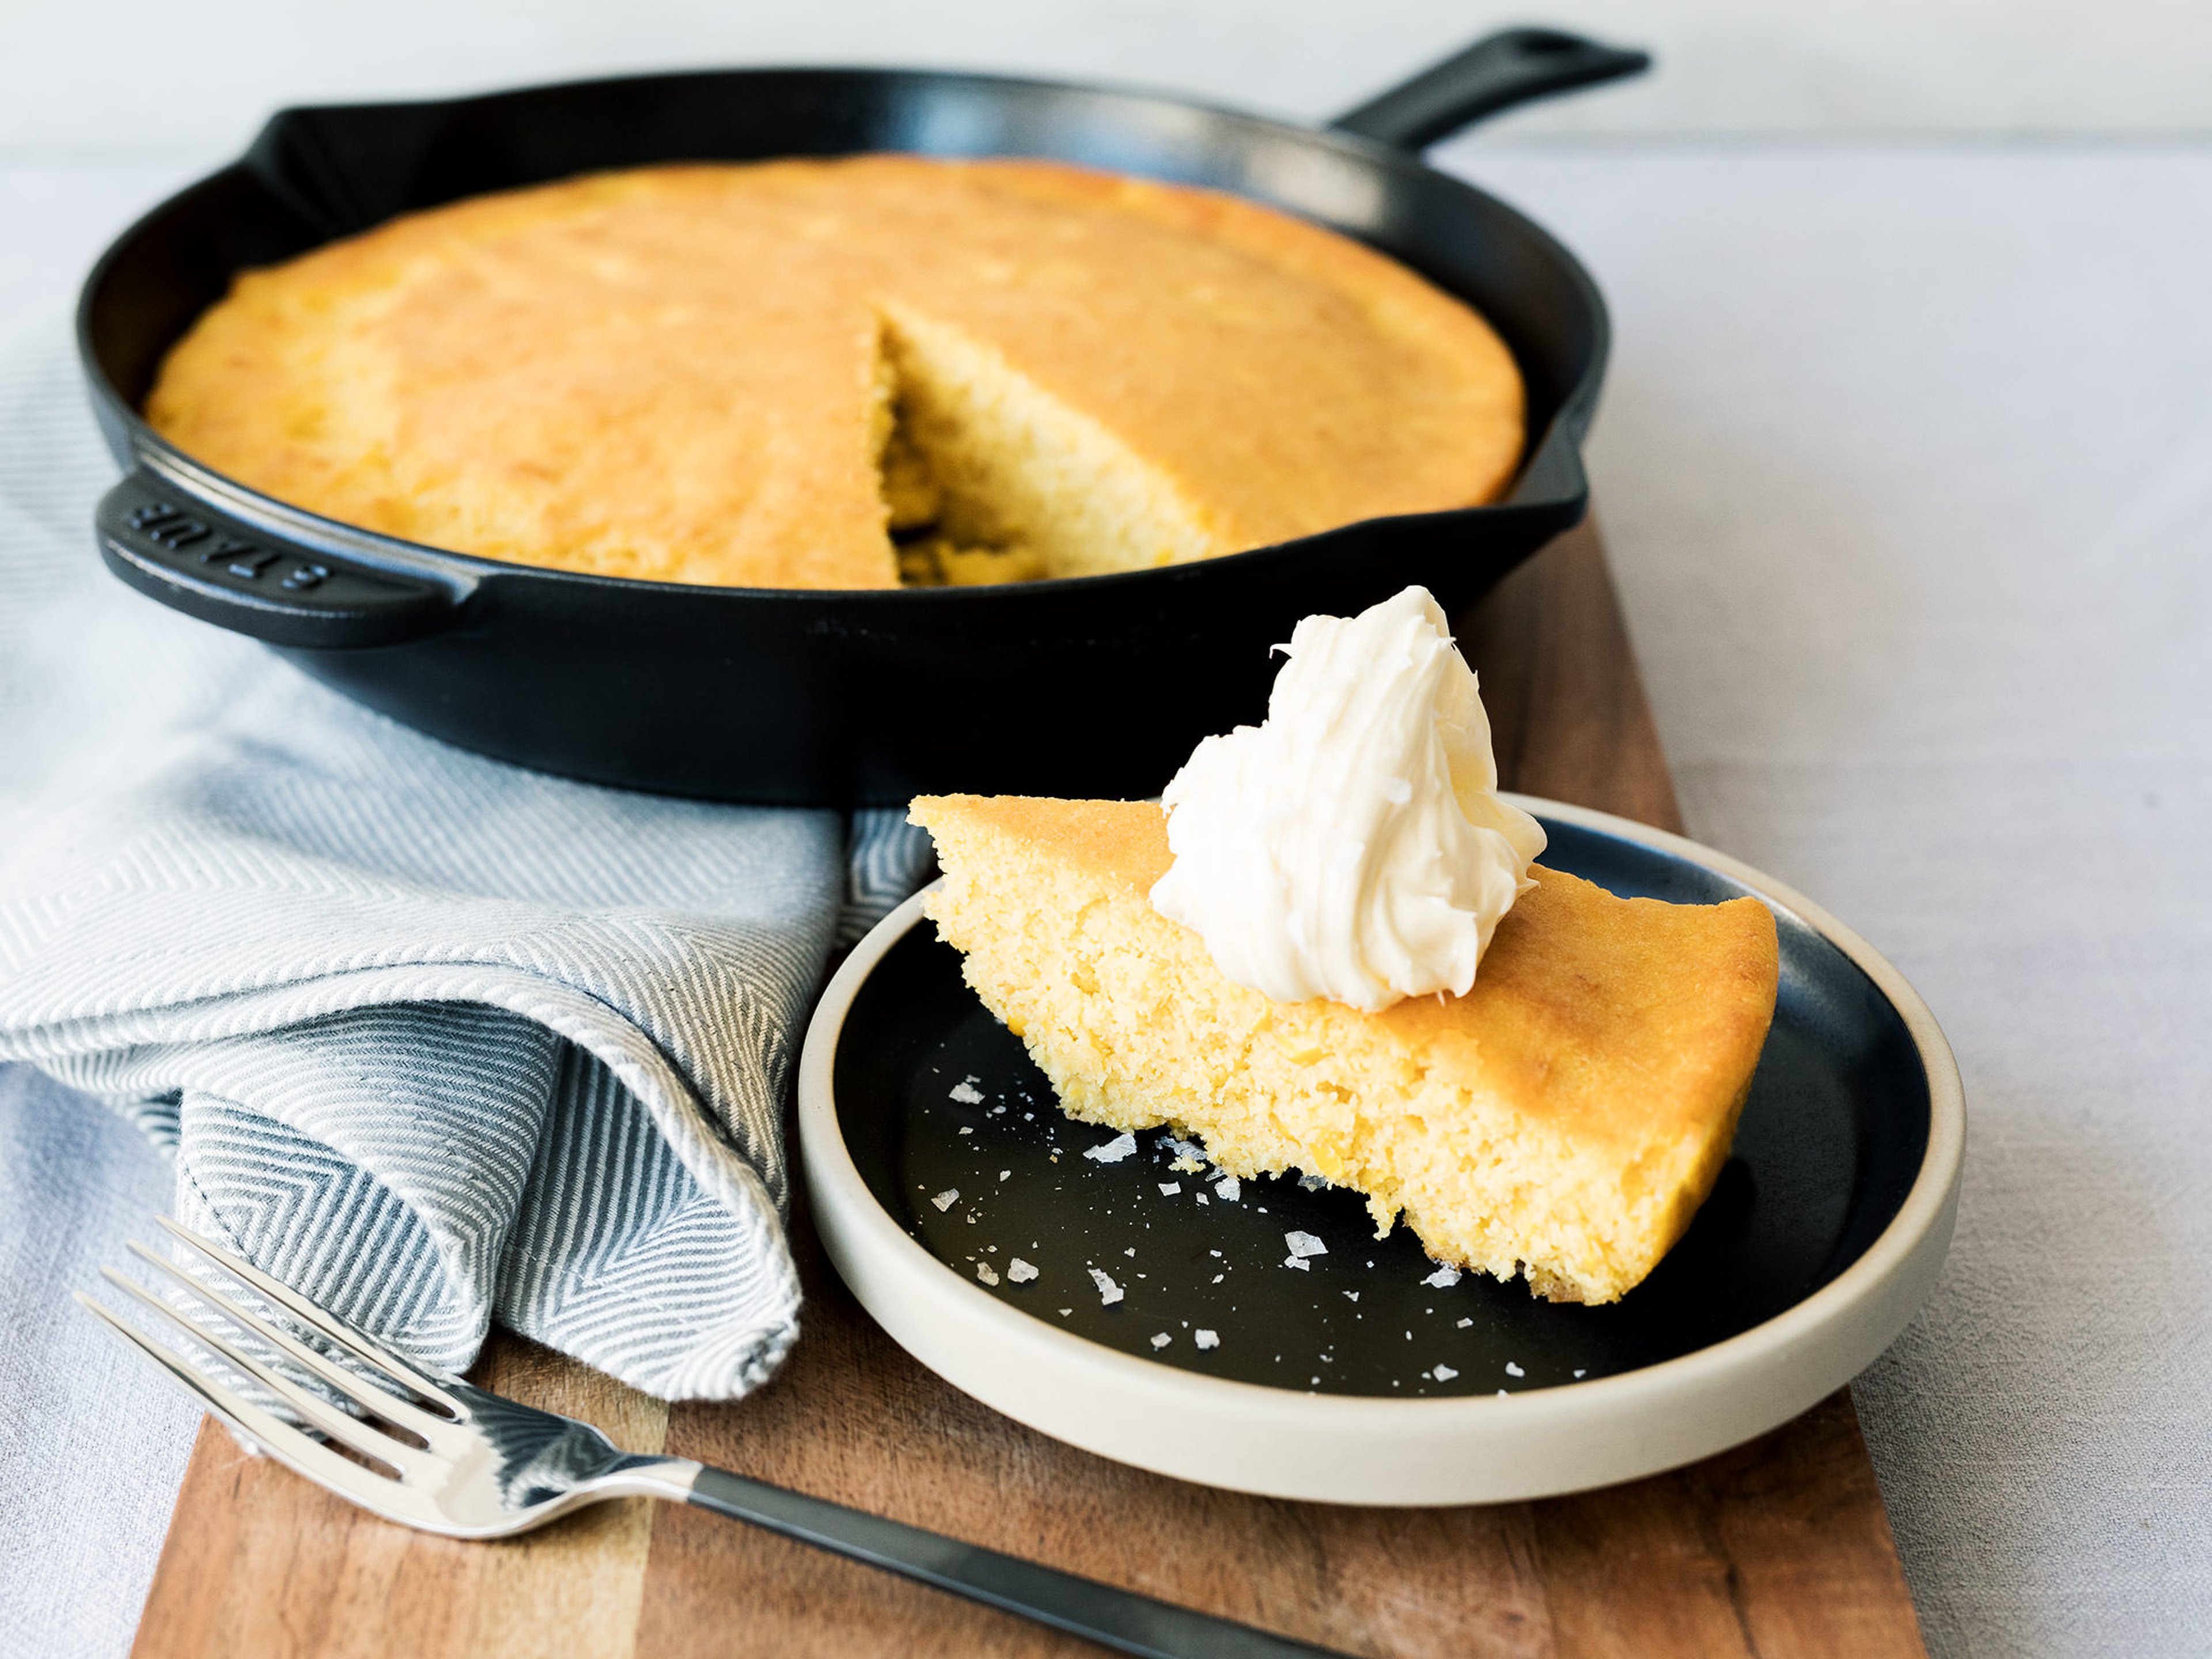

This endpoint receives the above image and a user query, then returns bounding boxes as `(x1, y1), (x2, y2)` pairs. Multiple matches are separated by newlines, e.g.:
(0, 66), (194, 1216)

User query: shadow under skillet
(831, 817), (1931, 1399)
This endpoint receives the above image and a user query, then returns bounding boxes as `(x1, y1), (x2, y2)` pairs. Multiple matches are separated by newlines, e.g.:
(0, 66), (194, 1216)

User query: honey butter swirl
(1149, 585), (1545, 1013)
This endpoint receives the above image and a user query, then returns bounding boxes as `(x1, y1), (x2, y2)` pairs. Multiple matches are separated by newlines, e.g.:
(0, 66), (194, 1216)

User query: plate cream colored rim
(798, 795), (1964, 1506)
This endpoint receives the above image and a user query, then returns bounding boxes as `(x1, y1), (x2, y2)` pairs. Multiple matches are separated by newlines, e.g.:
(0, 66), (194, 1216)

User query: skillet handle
(96, 466), (465, 650)
(1329, 28), (1650, 151)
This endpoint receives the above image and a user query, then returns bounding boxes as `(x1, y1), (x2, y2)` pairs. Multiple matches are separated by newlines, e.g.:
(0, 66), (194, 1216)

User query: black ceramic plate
(799, 798), (1962, 1502)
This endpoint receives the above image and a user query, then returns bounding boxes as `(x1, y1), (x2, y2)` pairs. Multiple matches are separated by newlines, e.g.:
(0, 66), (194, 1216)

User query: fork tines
(76, 1219), (465, 1521)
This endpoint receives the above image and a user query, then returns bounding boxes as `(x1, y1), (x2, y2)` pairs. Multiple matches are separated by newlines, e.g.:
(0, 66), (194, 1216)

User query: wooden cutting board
(130, 520), (1929, 1659)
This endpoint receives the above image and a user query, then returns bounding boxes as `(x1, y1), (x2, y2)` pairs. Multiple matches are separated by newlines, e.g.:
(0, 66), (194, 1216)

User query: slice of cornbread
(910, 795), (1781, 1304)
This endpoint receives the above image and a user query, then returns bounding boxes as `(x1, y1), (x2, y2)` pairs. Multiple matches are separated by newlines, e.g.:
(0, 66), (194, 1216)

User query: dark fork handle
(685, 1465), (1354, 1658)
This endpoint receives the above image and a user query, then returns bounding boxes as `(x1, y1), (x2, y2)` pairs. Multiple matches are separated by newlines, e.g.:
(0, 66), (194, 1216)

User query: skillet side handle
(96, 466), (464, 650)
(1329, 28), (1650, 151)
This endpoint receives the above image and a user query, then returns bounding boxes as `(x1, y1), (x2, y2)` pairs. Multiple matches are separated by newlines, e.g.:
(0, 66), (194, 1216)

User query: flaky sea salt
(1283, 1256), (1310, 1271)
(1343, 1291), (1361, 1302)
(930, 1189), (960, 1211)
(1214, 1176), (1241, 1202)
(999, 1169), (1011, 1181)
(1456, 1317), (1472, 1328)
(949, 1078), (984, 1105)
(1158, 1182), (1181, 1196)
(975, 1262), (1000, 1286)
(1298, 1174), (1327, 1191)
(1006, 1258), (1039, 1283)
(1089, 1268), (1123, 1305)
(1505, 1361), (1525, 1378)
(1085, 1132), (1138, 1164)
(1284, 1231), (1327, 1259)
(1150, 1332), (1172, 1349)
(1431, 1364), (1459, 1382)
(1195, 1329), (1219, 1350)
(1421, 1264), (1461, 1289)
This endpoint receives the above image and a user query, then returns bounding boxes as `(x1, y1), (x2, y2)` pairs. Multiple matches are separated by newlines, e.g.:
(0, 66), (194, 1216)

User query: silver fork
(85, 1218), (1352, 1659)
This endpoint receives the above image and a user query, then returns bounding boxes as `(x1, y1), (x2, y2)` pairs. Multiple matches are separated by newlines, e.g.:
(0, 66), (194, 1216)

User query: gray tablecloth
(3, 140), (2209, 1658)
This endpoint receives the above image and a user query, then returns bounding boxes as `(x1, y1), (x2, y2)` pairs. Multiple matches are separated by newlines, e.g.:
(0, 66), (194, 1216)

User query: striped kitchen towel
(0, 319), (933, 1400)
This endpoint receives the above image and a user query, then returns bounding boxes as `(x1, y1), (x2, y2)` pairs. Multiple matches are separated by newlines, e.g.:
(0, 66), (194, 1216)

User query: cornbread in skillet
(909, 795), (1781, 1305)
(145, 156), (1524, 588)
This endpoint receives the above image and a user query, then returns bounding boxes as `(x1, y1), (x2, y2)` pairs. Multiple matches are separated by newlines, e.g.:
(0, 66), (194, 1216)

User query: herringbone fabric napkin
(0, 319), (931, 1400)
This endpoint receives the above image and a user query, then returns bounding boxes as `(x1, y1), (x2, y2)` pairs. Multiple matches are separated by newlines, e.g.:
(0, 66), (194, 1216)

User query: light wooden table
(131, 521), (1927, 1659)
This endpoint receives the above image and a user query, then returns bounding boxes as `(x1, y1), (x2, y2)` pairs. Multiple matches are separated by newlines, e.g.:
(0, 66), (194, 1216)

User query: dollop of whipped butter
(1149, 585), (1545, 1013)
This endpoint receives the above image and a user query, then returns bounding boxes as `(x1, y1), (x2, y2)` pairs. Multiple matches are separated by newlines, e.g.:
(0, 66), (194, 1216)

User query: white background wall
(5, 0), (2211, 162)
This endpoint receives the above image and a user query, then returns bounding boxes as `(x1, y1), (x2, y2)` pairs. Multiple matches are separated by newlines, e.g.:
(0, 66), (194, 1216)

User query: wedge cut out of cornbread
(910, 795), (1782, 1304)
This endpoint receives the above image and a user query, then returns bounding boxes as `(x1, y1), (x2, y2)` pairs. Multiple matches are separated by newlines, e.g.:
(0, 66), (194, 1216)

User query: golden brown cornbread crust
(910, 794), (1781, 1304)
(146, 156), (1525, 589)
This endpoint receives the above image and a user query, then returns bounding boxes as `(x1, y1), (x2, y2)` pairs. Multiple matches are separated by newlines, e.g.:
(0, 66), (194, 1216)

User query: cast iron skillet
(78, 28), (1647, 806)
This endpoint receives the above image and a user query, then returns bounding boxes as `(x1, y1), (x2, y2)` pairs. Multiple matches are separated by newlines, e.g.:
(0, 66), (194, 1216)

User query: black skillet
(77, 28), (1647, 806)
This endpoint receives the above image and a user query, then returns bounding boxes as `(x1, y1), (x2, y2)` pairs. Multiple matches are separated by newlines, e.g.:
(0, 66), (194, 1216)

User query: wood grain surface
(130, 520), (1927, 1659)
